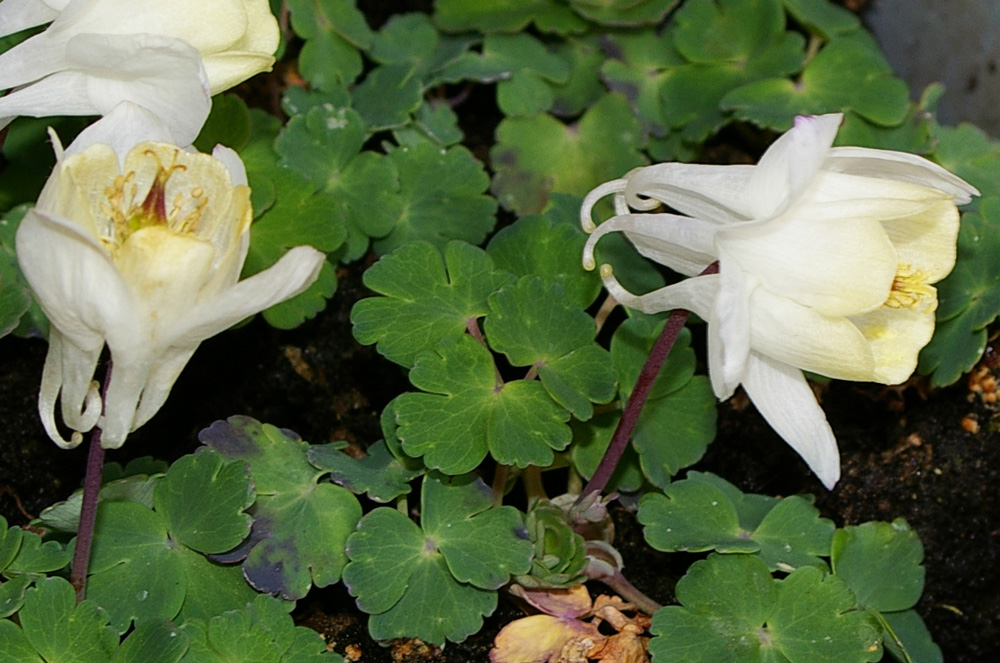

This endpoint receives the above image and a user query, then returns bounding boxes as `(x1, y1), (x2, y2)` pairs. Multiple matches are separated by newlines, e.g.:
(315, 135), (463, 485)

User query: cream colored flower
(16, 133), (324, 449)
(0, 0), (279, 142)
(582, 113), (978, 488)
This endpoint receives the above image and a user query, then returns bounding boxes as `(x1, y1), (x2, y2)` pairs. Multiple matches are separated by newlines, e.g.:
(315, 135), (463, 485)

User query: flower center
(884, 263), (936, 312)
(99, 149), (209, 253)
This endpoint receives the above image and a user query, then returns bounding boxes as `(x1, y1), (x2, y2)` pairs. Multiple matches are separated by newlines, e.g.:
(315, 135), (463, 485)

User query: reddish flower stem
(70, 361), (112, 602)
(578, 262), (719, 503)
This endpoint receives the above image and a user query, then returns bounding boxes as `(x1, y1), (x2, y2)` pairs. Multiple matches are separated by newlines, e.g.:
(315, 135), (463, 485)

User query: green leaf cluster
(641, 473), (938, 663)
(199, 416), (363, 601)
(0, 454), (344, 662)
(343, 473), (533, 645)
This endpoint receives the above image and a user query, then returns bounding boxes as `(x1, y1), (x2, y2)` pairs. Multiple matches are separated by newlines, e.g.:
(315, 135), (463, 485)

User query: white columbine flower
(15, 130), (325, 450)
(581, 113), (978, 488)
(0, 0), (279, 143)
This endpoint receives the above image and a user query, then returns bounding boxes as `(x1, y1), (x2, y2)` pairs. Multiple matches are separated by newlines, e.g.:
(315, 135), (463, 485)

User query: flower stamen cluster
(886, 264), (936, 311)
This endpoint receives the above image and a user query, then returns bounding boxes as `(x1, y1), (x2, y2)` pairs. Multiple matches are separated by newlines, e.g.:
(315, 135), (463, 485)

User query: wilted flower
(0, 0), (279, 143)
(582, 113), (978, 488)
(16, 133), (324, 449)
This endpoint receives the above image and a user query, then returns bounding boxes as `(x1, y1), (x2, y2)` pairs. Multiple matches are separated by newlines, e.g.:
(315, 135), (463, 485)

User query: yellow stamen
(884, 263), (937, 312)
(98, 148), (210, 252)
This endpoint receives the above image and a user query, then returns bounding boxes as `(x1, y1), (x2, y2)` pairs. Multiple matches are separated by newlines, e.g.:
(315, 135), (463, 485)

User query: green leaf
(658, 0), (805, 144)
(723, 34), (909, 131)
(351, 241), (516, 367)
(370, 12), (439, 69)
(632, 377), (717, 487)
(153, 451), (253, 554)
(610, 317), (717, 486)
(485, 197), (602, 309)
(110, 620), (188, 663)
(0, 618), (40, 663)
(650, 555), (882, 663)
(243, 166), (344, 329)
(199, 417), (362, 600)
(569, 0), (679, 26)
(673, 0), (787, 64)
(549, 35), (605, 117)
(570, 411), (646, 494)
(931, 123), (1000, 203)
(194, 94), (252, 153)
(0, 575), (32, 619)
(34, 473), (163, 533)
(782, 0), (860, 38)
(86, 501), (185, 632)
(422, 474), (532, 589)
(881, 610), (942, 663)
(372, 142), (497, 255)
(835, 96), (936, 154)
(180, 595), (343, 663)
(87, 450), (259, 634)
(274, 103), (400, 260)
(918, 199), (1000, 385)
(600, 30), (685, 139)
(287, 0), (373, 88)
(0, 516), (23, 573)
(639, 480), (755, 554)
(640, 478), (834, 570)
(352, 64), (424, 130)
(685, 471), (781, 531)
(19, 577), (118, 663)
(0, 205), (37, 338)
(0, 116), (88, 214)
(307, 439), (424, 503)
(393, 101), (464, 148)
(394, 336), (572, 473)
(442, 33), (570, 117)
(769, 567), (881, 662)
(5, 529), (70, 576)
(174, 547), (259, 625)
(491, 93), (646, 215)
(486, 276), (617, 420)
(433, 0), (586, 35)
(831, 520), (924, 612)
(343, 474), (530, 645)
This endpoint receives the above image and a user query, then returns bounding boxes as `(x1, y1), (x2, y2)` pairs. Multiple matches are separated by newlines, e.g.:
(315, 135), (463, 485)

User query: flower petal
(596, 266), (718, 321)
(37, 330), (101, 449)
(749, 287), (876, 381)
(713, 248), (752, 397)
(51, 0), (248, 53)
(583, 212), (720, 275)
(167, 246), (326, 347)
(15, 209), (137, 352)
(741, 352), (841, 489)
(850, 305), (934, 384)
(580, 177), (628, 232)
(65, 101), (174, 160)
(0, 0), (62, 37)
(719, 207), (897, 317)
(98, 352), (153, 449)
(0, 33), (210, 145)
(748, 113), (842, 219)
(622, 162), (755, 224)
(825, 146), (980, 204)
(203, 52), (276, 95)
(131, 345), (199, 430)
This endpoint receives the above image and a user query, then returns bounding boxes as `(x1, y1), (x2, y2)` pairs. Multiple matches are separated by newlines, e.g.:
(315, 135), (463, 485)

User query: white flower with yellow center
(0, 0), (279, 143)
(582, 113), (978, 488)
(16, 133), (324, 450)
